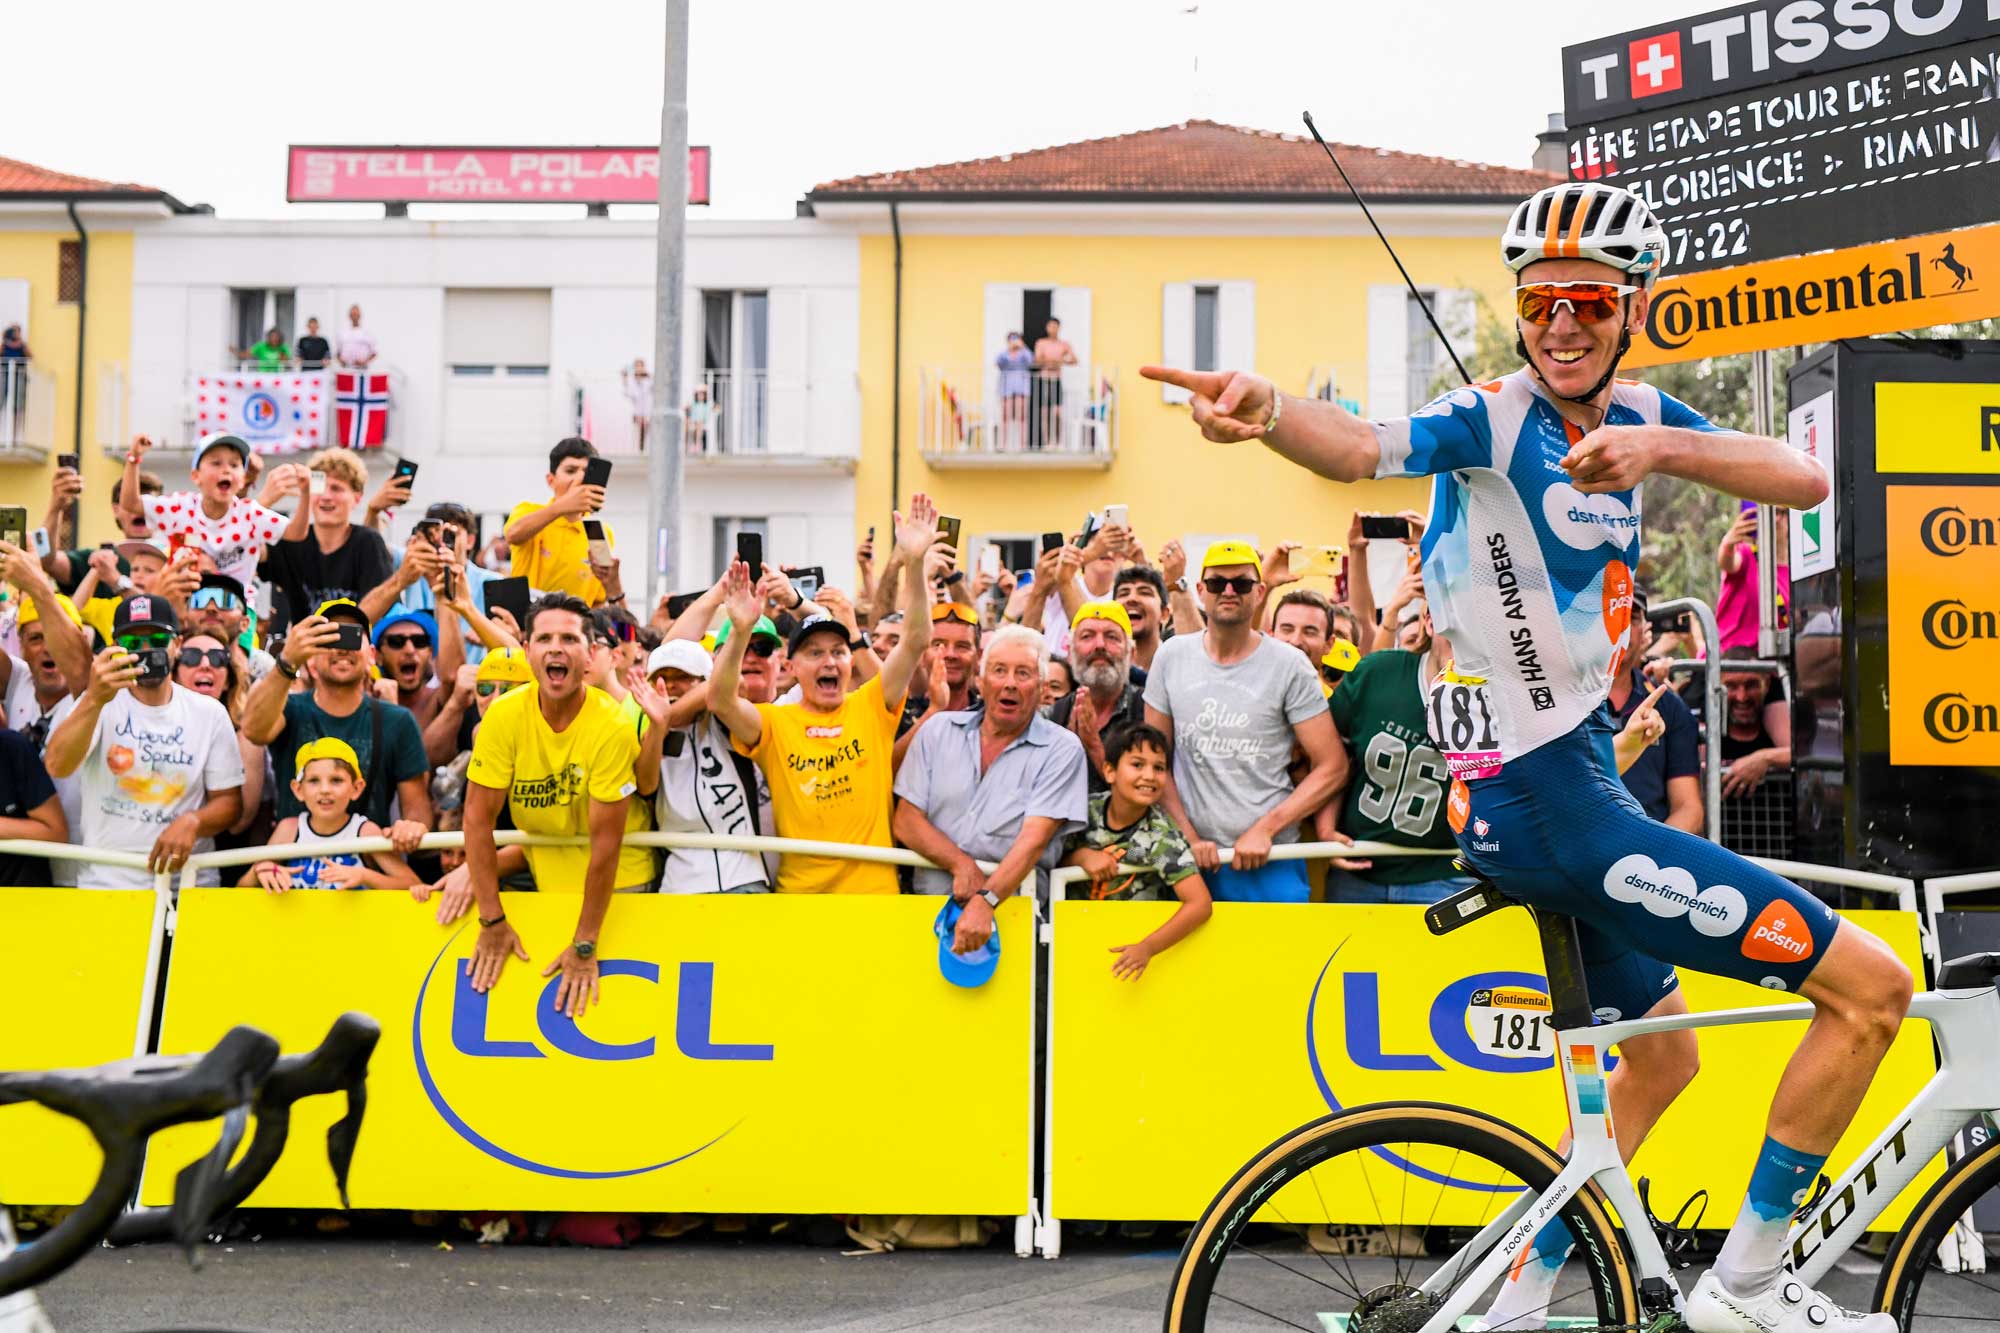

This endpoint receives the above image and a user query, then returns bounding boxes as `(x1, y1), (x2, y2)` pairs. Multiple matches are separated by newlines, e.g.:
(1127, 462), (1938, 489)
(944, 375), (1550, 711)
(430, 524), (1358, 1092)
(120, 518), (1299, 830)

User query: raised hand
(722, 558), (760, 630)
(624, 665), (672, 726)
(1139, 367), (1276, 444)
(1159, 539), (1187, 588)
(894, 492), (941, 559)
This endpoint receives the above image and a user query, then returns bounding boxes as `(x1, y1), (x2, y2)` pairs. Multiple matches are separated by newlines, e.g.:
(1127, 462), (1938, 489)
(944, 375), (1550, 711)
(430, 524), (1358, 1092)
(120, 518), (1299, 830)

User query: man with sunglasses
(43, 596), (244, 887)
(186, 572), (276, 685)
(1145, 182), (1907, 1333)
(2, 540), (91, 739)
(373, 609), (445, 732)
(1142, 543), (1345, 903)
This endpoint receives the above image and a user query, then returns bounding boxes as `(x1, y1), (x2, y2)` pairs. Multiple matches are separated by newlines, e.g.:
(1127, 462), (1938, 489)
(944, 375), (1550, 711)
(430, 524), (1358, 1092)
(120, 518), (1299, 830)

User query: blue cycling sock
(1714, 1136), (1826, 1297)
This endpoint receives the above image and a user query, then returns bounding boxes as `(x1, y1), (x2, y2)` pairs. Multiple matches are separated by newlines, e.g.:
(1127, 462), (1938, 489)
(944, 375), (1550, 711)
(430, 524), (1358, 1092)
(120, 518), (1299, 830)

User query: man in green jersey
(1322, 604), (1468, 904)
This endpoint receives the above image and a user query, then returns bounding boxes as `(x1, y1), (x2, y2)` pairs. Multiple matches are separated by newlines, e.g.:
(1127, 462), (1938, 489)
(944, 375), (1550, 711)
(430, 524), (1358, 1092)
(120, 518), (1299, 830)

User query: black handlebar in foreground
(0, 1012), (378, 1298)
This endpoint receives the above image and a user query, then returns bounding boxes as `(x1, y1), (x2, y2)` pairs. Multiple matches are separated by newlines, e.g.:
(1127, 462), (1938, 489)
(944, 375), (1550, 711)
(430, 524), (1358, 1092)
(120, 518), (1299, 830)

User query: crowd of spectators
(227, 305), (380, 373)
(1, 429), (1783, 977)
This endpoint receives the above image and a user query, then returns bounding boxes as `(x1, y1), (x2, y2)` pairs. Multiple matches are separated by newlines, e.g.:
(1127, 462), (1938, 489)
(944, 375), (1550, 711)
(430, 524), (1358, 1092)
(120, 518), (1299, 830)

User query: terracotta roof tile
(0, 154), (166, 197)
(809, 120), (1559, 203)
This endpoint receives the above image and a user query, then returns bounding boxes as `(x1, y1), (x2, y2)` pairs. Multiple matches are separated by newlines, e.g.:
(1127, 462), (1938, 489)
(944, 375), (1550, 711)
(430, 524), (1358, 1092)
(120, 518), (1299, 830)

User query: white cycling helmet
(1502, 182), (1668, 286)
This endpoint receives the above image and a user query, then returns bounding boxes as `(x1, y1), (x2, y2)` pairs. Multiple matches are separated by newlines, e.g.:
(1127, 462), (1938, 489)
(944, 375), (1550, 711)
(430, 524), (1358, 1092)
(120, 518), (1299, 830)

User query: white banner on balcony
(193, 370), (330, 454)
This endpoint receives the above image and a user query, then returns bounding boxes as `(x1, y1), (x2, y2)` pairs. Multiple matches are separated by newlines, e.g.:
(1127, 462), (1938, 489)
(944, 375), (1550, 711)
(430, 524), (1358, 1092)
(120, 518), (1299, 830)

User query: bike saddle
(108, 1012), (381, 1246)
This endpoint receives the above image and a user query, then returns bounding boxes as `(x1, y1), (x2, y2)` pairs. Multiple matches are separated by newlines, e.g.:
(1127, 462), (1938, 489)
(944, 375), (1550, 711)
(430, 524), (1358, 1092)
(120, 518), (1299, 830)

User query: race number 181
(1468, 986), (1553, 1057)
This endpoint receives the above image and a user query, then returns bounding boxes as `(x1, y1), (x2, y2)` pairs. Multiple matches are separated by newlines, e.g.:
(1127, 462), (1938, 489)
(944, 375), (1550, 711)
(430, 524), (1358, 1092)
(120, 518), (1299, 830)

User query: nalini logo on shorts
(1468, 816), (1499, 853)
(1603, 853), (1747, 937)
(1741, 900), (1814, 964)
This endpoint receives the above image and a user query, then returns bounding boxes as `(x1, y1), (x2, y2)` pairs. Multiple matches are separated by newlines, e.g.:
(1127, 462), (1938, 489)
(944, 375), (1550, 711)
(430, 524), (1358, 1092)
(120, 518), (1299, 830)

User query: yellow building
(808, 120), (1557, 576)
(0, 156), (186, 544)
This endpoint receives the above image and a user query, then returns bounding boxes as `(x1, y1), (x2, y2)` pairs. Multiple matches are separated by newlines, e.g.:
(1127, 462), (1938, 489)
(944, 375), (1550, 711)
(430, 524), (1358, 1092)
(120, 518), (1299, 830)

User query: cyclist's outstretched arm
(1140, 367), (1381, 483)
(1567, 425), (1829, 509)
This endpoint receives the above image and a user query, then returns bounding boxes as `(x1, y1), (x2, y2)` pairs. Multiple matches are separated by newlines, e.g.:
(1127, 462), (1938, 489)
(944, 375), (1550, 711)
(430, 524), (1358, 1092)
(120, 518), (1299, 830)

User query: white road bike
(1164, 882), (2000, 1331)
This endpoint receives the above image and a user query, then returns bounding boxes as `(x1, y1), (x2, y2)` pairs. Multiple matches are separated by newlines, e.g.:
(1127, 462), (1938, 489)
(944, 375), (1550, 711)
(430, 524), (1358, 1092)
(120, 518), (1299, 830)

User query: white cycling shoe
(1685, 1271), (1896, 1332)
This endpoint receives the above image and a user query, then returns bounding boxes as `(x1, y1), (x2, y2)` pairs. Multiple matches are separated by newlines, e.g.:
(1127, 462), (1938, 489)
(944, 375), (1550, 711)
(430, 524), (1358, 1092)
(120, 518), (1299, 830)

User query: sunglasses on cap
(380, 632), (431, 651)
(475, 681), (506, 698)
(930, 603), (979, 625)
(190, 587), (244, 611)
(1515, 281), (1643, 326)
(1201, 575), (1257, 595)
(177, 646), (229, 669)
(115, 631), (172, 651)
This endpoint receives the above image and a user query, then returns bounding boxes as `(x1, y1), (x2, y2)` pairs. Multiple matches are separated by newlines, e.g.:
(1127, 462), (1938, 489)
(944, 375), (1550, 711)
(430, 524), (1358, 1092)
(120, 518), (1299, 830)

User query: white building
(127, 216), (861, 592)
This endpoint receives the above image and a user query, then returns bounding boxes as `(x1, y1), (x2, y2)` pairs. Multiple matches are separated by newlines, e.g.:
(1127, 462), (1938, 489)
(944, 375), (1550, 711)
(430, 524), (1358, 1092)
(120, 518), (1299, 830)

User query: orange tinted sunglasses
(1515, 281), (1642, 326)
(930, 603), (978, 625)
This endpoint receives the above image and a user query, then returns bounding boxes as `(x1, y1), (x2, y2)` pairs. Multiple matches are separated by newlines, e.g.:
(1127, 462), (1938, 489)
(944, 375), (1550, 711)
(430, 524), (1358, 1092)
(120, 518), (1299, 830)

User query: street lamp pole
(648, 0), (691, 606)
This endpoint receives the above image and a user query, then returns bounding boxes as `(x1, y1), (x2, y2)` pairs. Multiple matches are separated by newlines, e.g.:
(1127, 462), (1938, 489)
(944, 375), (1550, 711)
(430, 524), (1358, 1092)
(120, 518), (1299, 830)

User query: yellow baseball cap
(17, 594), (82, 629)
(1200, 540), (1262, 573)
(1322, 639), (1362, 673)
(476, 647), (534, 685)
(1070, 600), (1132, 636)
(294, 737), (362, 779)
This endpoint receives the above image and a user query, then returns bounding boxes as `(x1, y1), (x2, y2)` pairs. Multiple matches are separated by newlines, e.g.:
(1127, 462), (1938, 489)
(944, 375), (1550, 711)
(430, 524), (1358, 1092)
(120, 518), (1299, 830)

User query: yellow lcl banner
(137, 891), (1032, 1214)
(1625, 221), (2000, 368)
(1049, 904), (1935, 1227)
(1885, 485), (2000, 765)
(0, 889), (159, 1203)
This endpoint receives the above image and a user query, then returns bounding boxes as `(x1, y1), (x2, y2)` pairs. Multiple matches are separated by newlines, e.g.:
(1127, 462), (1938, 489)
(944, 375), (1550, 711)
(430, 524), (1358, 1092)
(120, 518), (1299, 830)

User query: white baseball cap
(647, 639), (713, 679)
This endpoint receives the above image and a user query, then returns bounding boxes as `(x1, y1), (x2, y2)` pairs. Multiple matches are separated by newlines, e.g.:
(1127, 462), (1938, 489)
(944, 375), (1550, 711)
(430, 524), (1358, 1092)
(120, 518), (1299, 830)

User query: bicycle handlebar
(0, 1013), (379, 1297)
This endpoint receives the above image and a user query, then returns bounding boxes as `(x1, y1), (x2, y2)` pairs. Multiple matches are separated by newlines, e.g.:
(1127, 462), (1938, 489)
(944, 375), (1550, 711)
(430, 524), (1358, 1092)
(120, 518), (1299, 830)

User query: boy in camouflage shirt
(1063, 722), (1213, 978)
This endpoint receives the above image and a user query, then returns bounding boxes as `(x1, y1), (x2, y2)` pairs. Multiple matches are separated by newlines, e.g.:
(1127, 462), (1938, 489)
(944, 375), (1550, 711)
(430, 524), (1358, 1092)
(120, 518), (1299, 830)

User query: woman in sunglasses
(1144, 182), (1900, 1333)
(173, 632), (269, 841)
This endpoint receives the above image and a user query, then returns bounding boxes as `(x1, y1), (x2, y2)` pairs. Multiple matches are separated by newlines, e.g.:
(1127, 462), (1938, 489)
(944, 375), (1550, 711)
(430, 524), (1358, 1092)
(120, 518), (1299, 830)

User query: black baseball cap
(424, 501), (475, 529)
(113, 594), (179, 637)
(197, 571), (248, 605)
(786, 613), (850, 656)
(195, 434), (251, 466)
(314, 597), (372, 631)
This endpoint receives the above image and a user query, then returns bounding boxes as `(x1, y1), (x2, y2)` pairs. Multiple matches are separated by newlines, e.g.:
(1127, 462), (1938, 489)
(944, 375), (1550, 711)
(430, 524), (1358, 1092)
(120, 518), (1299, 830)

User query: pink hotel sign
(286, 145), (710, 205)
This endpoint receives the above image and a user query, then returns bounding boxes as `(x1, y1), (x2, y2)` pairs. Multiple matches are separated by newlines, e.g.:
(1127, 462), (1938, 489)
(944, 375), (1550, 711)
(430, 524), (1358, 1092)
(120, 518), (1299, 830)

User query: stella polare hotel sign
(287, 146), (711, 205)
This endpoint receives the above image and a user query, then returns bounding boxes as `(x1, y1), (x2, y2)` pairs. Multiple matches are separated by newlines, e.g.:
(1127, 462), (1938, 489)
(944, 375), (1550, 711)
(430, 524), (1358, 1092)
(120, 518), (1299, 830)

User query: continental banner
(0, 889), (159, 1203)
(1626, 221), (2000, 368)
(1886, 485), (2000, 764)
(141, 891), (1032, 1214)
(1048, 903), (1935, 1226)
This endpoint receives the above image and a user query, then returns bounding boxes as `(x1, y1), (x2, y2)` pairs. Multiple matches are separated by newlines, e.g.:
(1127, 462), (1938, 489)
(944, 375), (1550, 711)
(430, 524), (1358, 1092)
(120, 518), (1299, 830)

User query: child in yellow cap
(243, 737), (421, 893)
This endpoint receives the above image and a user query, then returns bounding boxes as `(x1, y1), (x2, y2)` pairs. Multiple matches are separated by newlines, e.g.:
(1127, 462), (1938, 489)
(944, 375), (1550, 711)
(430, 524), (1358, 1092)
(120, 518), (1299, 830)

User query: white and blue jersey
(1373, 368), (1727, 763)
(1374, 367), (1839, 1014)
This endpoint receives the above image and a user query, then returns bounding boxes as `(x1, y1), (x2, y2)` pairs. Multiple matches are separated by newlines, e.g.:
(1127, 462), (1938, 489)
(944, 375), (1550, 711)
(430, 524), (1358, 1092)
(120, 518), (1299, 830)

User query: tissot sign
(1564, 0), (2000, 122)
(286, 145), (711, 205)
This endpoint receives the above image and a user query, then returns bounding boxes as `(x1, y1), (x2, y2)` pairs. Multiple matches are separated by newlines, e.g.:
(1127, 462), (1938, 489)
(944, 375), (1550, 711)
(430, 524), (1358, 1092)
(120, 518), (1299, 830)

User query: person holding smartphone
(502, 438), (617, 606)
(259, 448), (396, 634)
(240, 598), (432, 855)
(42, 597), (244, 888)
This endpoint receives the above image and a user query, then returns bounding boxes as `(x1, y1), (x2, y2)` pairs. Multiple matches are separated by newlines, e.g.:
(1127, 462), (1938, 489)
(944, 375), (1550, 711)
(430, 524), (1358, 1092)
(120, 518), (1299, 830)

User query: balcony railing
(569, 368), (855, 463)
(0, 362), (56, 461)
(920, 365), (1117, 467)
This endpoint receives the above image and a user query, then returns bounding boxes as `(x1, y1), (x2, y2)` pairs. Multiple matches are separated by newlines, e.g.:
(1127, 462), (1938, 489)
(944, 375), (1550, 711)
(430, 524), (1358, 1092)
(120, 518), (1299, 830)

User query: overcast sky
(9, 0), (1692, 219)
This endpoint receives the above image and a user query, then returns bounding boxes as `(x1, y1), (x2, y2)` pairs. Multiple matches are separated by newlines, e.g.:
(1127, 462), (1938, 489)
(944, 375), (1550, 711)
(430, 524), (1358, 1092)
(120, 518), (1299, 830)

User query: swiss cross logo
(1628, 32), (1682, 98)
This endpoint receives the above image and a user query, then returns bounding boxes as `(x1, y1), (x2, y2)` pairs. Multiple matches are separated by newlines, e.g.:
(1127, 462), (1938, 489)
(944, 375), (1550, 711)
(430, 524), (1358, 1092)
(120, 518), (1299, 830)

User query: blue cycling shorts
(1452, 708), (1838, 1019)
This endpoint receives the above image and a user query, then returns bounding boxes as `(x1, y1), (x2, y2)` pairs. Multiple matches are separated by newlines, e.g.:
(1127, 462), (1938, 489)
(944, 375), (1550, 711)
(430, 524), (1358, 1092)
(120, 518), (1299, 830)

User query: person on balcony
(1030, 317), (1077, 450)
(336, 305), (378, 369)
(233, 327), (290, 372)
(995, 332), (1032, 451)
(622, 358), (652, 451)
(295, 317), (331, 371)
(684, 383), (714, 453)
(1, 324), (29, 437)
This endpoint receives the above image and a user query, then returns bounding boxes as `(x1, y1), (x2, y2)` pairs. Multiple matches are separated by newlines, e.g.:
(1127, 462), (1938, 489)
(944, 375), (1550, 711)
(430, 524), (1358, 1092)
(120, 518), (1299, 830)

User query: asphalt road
(27, 1234), (1979, 1332)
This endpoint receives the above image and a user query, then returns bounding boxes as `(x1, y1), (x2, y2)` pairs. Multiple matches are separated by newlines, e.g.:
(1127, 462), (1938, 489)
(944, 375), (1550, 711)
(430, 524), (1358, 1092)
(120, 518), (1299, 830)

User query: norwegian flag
(335, 371), (391, 449)
(192, 370), (327, 454)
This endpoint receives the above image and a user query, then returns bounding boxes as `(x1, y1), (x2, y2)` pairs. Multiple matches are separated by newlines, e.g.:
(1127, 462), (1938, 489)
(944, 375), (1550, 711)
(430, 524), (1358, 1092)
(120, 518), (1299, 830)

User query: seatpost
(1536, 912), (1595, 1031)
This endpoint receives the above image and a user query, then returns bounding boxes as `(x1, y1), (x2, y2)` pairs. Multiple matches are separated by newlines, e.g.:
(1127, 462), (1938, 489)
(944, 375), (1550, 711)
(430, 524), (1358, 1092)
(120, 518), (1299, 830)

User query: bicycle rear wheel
(1874, 1131), (2000, 1331)
(1164, 1102), (1641, 1332)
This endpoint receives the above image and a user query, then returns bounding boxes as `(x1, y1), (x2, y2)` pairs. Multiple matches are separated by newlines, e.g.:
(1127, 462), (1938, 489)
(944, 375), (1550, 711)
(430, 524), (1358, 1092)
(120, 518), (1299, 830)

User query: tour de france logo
(411, 925), (776, 1179)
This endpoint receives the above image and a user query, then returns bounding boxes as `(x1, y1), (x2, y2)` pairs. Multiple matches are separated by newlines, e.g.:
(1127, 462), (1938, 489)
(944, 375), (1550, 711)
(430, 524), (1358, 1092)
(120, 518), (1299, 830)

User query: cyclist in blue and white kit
(1144, 182), (1912, 1333)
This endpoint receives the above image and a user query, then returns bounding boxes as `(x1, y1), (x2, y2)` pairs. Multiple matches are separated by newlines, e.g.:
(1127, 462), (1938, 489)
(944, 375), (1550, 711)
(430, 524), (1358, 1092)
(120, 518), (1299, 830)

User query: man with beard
(462, 593), (654, 1016)
(1111, 566), (1169, 674)
(186, 571), (276, 685)
(894, 624), (1088, 951)
(1045, 601), (1145, 794)
(1270, 589), (1335, 669)
(1142, 542), (1345, 903)
(242, 598), (431, 852)
(372, 609), (445, 731)
(710, 496), (946, 894)
(893, 603), (980, 765)
(2, 542), (90, 741)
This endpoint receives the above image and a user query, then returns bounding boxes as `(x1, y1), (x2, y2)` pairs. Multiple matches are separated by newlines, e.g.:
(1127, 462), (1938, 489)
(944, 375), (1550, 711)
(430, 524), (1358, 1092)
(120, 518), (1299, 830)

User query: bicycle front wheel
(1164, 1101), (1641, 1332)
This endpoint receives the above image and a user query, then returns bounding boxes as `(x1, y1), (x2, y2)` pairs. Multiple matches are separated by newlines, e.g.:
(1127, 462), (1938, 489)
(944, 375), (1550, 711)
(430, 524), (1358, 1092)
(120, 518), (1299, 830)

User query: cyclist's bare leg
(1709, 919), (1912, 1300)
(1480, 992), (1699, 1328)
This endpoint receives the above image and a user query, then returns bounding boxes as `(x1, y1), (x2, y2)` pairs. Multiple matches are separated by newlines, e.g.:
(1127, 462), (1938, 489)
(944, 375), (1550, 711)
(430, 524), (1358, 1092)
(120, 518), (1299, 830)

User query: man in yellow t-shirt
(462, 591), (648, 1018)
(710, 495), (950, 893)
(502, 437), (618, 606)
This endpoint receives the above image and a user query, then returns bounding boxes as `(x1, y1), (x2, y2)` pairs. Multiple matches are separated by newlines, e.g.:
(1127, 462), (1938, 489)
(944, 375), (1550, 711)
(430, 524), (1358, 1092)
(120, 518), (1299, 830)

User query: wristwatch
(978, 888), (1003, 910)
(1170, 577), (1190, 594)
(479, 912), (507, 928)
(572, 940), (597, 960)
(848, 636), (869, 652)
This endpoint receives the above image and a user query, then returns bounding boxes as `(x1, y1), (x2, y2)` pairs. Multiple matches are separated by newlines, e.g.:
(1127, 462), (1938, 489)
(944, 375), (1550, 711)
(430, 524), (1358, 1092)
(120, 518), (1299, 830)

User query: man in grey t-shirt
(1142, 541), (1346, 903)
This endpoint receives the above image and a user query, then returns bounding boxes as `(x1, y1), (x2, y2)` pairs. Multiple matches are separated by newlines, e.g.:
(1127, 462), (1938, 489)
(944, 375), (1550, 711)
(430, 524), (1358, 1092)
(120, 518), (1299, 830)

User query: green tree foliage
(1436, 300), (2000, 605)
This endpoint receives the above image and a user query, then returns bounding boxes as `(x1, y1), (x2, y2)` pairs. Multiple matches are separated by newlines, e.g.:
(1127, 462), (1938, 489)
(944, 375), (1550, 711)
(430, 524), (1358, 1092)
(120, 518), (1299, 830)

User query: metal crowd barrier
(0, 832), (1948, 1259)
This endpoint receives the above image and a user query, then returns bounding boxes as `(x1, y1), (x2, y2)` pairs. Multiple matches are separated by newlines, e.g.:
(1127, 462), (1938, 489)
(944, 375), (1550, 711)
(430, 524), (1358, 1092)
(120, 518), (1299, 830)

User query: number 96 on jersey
(1467, 985), (1554, 1058)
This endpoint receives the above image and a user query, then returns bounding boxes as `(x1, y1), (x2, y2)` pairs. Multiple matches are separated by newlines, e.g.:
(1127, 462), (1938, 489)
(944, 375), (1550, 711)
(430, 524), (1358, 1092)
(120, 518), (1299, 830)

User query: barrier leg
(1036, 896), (1062, 1258)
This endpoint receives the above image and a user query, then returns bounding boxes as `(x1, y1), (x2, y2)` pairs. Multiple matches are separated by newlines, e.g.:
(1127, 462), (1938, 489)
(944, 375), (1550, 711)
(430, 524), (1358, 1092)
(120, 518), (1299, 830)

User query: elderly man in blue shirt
(893, 623), (1089, 954)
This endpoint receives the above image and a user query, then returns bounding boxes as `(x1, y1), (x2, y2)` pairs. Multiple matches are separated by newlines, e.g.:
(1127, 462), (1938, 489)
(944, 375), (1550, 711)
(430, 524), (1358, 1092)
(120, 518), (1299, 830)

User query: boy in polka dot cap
(117, 433), (289, 598)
